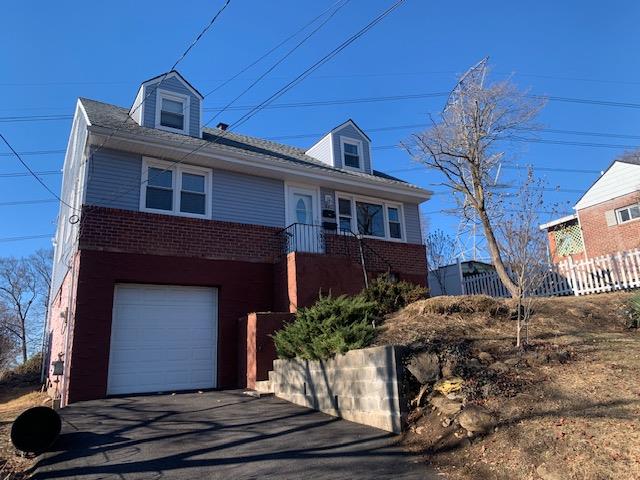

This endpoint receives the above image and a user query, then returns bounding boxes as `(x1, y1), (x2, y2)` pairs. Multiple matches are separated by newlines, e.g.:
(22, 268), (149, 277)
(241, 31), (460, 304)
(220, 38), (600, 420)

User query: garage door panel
(107, 284), (218, 395)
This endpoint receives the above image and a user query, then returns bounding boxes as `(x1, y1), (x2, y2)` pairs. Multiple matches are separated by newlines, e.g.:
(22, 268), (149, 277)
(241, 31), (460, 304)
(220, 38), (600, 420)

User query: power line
(0, 199), (57, 206)
(90, 0), (407, 210)
(88, 0), (233, 164)
(0, 170), (60, 178)
(0, 133), (75, 210)
(203, 0), (349, 97)
(0, 234), (52, 243)
(205, 0), (351, 126)
(0, 149), (65, 157)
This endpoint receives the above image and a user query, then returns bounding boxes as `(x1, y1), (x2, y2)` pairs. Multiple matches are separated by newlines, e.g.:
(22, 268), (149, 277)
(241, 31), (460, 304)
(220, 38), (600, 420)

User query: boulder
(465, 358), (482, 370)
(504, 357), (520, 367)
(458, 405), (495, 434)
(407, 351), (440, 384)
(429, 394), (463, 416)
(477, 351), (494, 364)
(441, 359), (458, 377)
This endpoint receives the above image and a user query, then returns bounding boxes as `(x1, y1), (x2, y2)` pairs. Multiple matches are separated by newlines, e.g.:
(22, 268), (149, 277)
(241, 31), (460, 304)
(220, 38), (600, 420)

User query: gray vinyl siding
(142, 76), (201, 137)
(212, 170), (285, 227)
(85, 149), (142, 211)
(332, 123), (371, 173)
(403, 203), (423, 244)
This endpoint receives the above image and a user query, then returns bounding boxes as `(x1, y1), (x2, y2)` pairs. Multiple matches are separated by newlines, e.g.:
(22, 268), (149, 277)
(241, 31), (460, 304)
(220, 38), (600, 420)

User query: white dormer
(130, 70), (203, 138)
(306, 119), (373, 174)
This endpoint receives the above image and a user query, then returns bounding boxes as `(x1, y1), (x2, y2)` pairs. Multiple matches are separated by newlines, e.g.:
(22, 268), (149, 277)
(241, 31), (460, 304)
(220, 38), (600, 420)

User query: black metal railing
(278, 223), (326, 254)
(276, 223), (395, 286)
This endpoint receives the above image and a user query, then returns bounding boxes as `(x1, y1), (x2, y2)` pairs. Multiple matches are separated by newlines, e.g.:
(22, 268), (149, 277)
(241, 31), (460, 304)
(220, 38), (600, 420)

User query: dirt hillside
(376, 292), (640, 480)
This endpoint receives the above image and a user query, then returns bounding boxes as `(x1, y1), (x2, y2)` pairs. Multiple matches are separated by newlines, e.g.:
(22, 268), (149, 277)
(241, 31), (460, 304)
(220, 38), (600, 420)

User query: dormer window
(155, 90), (190, 134)
(341, 137), (363, 170)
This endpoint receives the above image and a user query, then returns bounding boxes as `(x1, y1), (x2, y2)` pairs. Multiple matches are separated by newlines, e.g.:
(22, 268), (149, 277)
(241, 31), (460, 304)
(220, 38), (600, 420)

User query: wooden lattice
(554, 224), (584, 256)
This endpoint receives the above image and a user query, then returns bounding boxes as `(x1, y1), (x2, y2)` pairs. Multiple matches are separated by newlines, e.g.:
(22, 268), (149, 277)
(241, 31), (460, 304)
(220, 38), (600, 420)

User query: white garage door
(107, 284), (218, 395)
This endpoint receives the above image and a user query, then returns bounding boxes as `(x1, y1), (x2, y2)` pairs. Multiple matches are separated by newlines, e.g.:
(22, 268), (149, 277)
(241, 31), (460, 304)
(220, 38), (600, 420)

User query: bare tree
(425, 229), (456, 295)
(0, 257), (44, 364)
(496, 168), (560, 347)
(0, 302), (17, 371)
(403, 75), (544, 298)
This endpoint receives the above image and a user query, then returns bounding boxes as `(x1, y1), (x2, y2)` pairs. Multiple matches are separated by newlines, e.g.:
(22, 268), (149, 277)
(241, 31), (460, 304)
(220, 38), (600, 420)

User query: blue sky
(1, 0), (639, 258)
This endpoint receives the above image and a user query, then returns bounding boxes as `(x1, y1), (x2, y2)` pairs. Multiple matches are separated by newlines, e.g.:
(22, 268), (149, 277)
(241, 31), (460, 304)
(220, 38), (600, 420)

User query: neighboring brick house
(541, 156), (640, 264)
(45, 71), (430, 406)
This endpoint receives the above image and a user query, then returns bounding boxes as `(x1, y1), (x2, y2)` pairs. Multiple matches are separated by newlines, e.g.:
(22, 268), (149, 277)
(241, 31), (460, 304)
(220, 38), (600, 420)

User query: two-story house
(45, 71), (431, 406)
(540, 155), (640, 264)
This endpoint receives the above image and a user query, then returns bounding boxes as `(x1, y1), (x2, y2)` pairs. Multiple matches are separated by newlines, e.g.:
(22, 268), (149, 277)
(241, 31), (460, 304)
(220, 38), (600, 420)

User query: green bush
(360, 273), (428, 316)
(273, 295), (377, 360)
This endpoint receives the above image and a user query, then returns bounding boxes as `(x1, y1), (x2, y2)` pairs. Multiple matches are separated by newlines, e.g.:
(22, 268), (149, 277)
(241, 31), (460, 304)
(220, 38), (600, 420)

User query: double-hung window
(341, 137), (363, 170)
(616, 204), (640, 224)
(338, 198), (353, 232)
(387, 206), (402, 239)
(142, 158), (210, 218)
(336, 194), (404, 241)
(156, 90), (190, 134)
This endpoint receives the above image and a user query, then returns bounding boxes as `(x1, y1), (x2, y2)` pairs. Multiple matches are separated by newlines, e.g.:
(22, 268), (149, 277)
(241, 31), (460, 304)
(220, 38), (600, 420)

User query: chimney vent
(216, 122), (229, 131)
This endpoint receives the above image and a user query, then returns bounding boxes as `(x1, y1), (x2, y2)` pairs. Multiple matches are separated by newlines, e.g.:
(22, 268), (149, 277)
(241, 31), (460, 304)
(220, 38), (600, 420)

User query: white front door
(107, 284), (218, 395)
(287, 186), (323, 253)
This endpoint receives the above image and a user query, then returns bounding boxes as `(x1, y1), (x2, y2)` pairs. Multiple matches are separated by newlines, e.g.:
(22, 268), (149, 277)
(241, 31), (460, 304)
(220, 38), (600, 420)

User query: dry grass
(379, 292), (640, 480)
(0, 387), (49, 479)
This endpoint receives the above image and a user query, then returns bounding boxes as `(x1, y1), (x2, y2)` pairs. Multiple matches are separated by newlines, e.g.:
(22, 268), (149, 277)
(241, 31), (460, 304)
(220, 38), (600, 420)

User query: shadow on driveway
(31, 390), (435, 479)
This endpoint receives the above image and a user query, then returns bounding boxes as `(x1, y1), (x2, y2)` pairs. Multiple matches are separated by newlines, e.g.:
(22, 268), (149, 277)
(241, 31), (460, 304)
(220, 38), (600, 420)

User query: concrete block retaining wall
(271, 345), (403, 433)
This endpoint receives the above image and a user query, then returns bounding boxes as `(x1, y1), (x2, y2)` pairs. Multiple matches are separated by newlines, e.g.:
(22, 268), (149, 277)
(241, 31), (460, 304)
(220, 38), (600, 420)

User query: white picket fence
(462, 248), (640, 297)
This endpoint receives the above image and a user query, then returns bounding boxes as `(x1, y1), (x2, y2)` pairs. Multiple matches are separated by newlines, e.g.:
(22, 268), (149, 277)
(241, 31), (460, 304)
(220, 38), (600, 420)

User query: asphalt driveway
(32, 391), (435, 479)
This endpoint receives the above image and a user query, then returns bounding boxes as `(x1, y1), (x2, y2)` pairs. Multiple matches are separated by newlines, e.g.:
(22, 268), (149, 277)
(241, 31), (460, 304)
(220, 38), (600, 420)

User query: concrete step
(243, 389), (273, 398)
(254, 380), (274, 393)
(268, 370), (276, 383)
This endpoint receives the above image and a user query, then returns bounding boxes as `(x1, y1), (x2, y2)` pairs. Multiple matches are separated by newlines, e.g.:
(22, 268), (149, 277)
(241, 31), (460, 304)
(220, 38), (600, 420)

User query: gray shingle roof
(79, 98), (424, 191)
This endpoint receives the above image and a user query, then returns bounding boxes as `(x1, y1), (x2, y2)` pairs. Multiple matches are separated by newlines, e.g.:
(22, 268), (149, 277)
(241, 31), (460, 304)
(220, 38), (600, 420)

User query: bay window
(142, 158), (210, 218)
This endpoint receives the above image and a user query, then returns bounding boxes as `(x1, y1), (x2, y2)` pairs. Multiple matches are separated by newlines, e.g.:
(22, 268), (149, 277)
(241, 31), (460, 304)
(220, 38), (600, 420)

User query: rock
(441, 359), (458, 377)
(430, 394), (463, 416)
(504, 357), (519, 366)
(536, 463), (564, 480)
(547, 350), (570, 363)
(477, 351), (494, 364)
(407, 351), (440, 384)
(458, 405), (495, 434)
(415, 426), (426, 435)
(489, 361), (509, 373)
(441, 417), (452, 427)
(434, 377), (464, 395)
(465, 358), (482, 370)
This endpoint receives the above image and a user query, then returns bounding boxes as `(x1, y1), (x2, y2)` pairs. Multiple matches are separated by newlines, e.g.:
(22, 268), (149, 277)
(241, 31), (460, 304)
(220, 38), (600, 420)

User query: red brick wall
(45, 252), (80, 405)
(66, 249), (274, 403)
(79, 206), (283, 263)
(240, 312), (294, 389)
(578, 192), (640, 258)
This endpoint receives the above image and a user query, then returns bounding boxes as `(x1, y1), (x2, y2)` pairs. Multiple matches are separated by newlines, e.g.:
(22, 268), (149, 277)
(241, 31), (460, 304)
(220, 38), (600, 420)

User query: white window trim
(155, 89), (190, 135)
(140, 157), (211, 219)
(339, 136), (364, 172)
(335, 192), (405, 242)
(615, 204), (640, 224)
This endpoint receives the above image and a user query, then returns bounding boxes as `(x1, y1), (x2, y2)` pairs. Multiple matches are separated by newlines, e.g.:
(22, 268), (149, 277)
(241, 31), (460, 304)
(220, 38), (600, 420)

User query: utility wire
(0, 199), (57, 206)
(205, 0), (351, 125)
(89, 0), (406, 209)
(0, 234), (52, 243)
(88, 0), (232, 163)
(203, 0), (349, 97)
(0, 133), (76, 210)
(0, 170), (60, 178)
